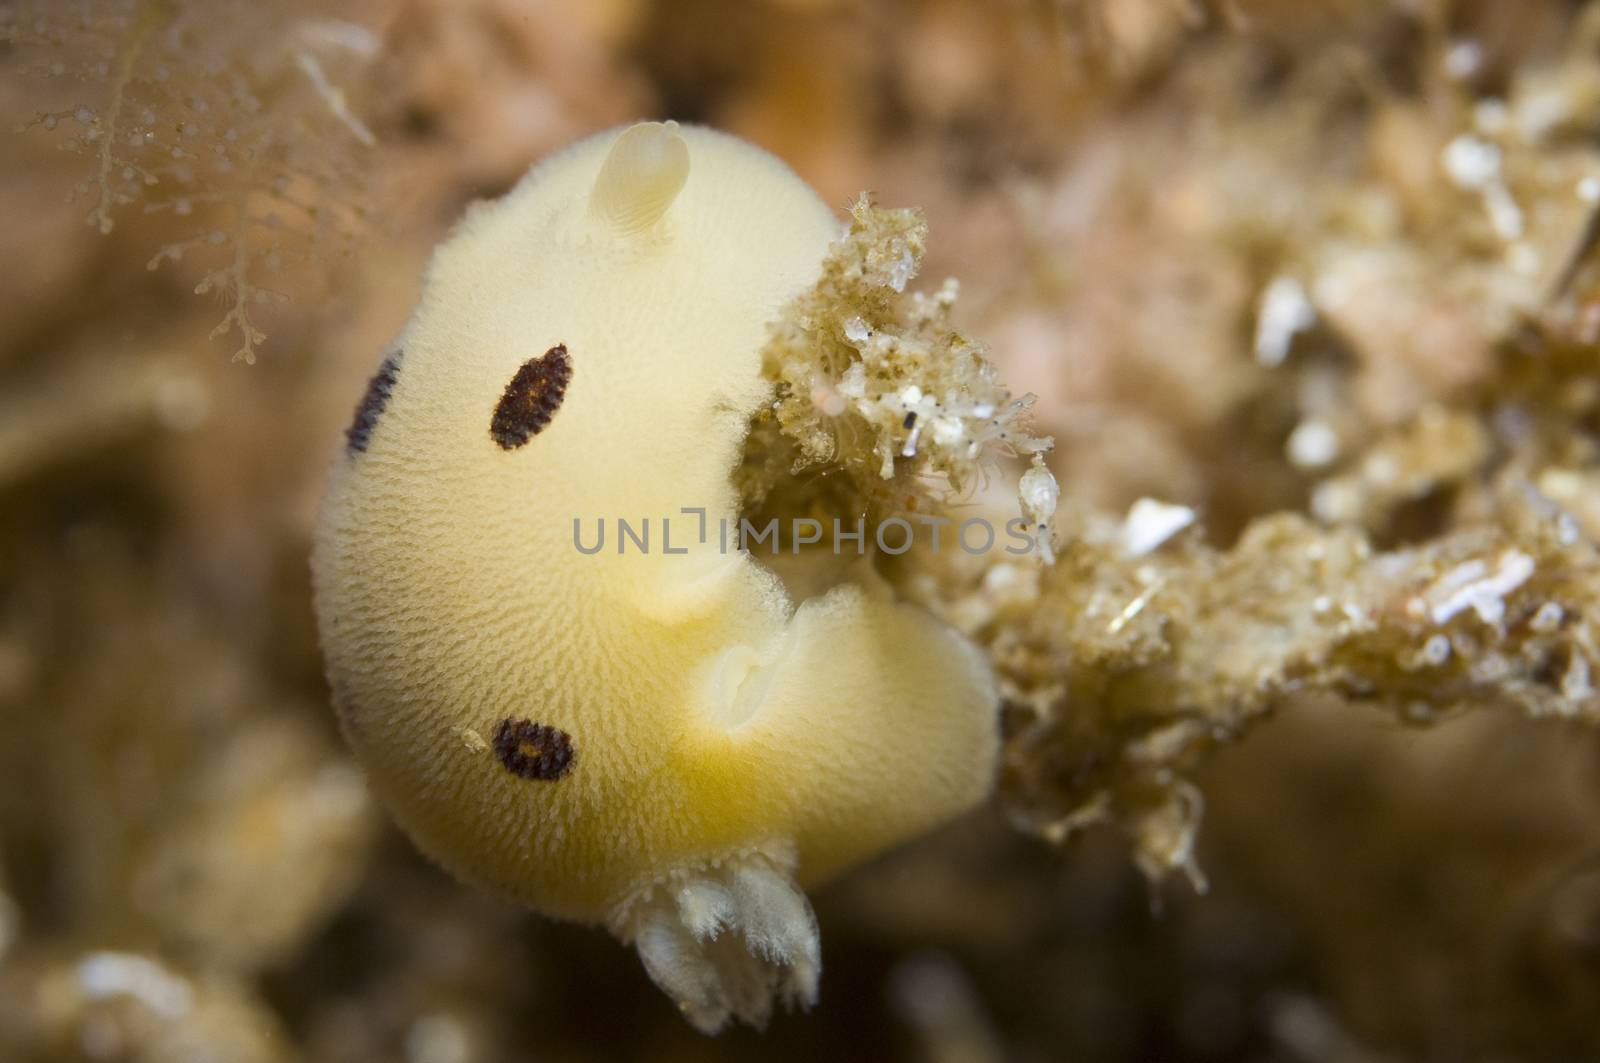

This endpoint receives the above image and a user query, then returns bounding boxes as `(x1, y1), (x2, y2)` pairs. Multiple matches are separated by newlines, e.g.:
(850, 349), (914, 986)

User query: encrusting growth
(743, 195), (1055, 544)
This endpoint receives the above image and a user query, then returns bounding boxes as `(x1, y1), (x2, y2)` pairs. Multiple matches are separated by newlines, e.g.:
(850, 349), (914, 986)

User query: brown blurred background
(2, 1), (1600, 1060)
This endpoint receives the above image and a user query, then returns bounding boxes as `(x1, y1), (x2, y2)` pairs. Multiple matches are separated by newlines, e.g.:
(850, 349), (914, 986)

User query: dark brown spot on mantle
(346, 349), (402, 454)
(493, 718), (575, 781)
(491, 344), (571, 450)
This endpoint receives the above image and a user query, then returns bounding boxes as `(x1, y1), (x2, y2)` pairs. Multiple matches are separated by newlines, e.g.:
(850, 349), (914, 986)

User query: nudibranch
(311, 122), (999, 1032)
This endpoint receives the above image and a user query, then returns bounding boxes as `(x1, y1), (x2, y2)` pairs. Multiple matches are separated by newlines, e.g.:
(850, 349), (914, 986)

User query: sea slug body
(311, 121), (999, 1032)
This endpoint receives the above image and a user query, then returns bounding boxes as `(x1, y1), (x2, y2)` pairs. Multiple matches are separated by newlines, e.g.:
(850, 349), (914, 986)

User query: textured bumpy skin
(311, 123), (998, 1030)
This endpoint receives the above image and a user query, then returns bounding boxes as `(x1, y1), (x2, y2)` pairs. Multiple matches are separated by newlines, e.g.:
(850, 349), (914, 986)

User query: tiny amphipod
(311, 122), (998, 1032)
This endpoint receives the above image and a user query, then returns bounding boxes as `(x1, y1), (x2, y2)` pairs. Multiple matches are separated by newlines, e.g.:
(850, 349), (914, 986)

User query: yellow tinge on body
(311, 121), (999, 1033)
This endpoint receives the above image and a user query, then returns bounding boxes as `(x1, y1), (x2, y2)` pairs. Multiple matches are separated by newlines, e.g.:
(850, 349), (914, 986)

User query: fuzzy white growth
(1416, 549), (1536, 625)
(622, 852), (820, 1034)
(1121, 497), (1197, 557)
(590, 120), (690, 233)
(76, 952), (194, 1020)
(1254, 275), (1315, 367)
(1287, 418), (1340, 469)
